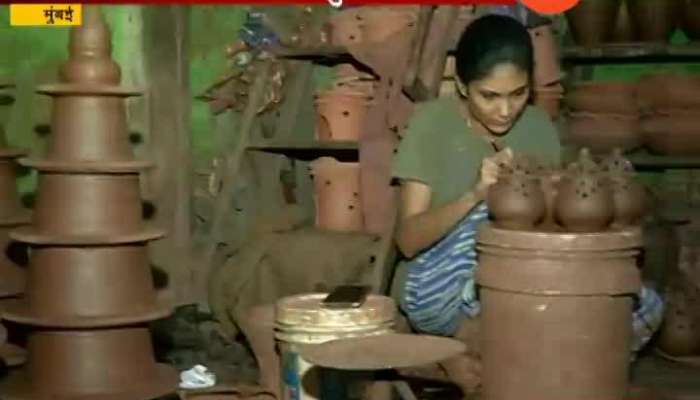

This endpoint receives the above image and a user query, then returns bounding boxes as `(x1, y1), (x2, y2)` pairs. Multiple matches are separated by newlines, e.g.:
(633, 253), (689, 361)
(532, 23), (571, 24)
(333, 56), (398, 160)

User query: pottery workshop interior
(6, 1), (700, 399)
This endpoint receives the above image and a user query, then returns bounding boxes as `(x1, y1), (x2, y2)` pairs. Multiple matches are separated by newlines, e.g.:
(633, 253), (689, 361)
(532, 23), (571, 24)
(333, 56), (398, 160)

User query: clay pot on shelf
(637, 73), (700, 111)
(533, 84), (564, 120)
(612, 1), (635, 42)
(566, 112), (642, 154)
(328, 9), (364, 47)
(359, 7), (417, 44)
(628, 0), (681, 43)
(487, 172), (546, 231)
(314, 88), (372, 142)
(565, 0), (620, 46)
(641, 111), (700, 155)
(554, 170), (615, 233)
(565, 81), (638, 114)
(529, 24), (562, 87)
(681, 0), (700, 40)
(310, 157), (364, 232)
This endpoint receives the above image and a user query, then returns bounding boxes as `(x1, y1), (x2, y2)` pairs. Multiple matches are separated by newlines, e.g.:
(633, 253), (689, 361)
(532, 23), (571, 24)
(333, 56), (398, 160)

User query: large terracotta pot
(533, 84), (564, 120)
(359, 6), (417, 43)
(310, 157), (364, 232)
(567, 112), (641, 154)
(681, 0), (700, 40)
(315, 88), (372, 142)
(628, 0), (681, 42)
(566, 0), (621, 46)
(641, 111), (700, 155)
(637, 73), (700, 111)
(566, 81), (638, 114)
(529, 24), (562, 87)
(328, 9), (364, 47)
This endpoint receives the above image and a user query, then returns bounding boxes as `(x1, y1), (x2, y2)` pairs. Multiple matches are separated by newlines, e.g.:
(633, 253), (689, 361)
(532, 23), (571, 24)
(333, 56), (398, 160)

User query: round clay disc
(297, 333), (466, 371)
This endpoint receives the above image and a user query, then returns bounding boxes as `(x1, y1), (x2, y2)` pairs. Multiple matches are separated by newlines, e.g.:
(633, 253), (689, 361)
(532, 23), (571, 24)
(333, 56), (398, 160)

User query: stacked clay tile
(0, 79), (30, 368)
(0, 7), (177, 398)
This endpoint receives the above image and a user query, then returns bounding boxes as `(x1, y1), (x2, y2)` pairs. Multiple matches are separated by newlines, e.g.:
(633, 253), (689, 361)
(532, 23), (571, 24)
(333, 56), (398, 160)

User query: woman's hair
(454, 14), (534, 85)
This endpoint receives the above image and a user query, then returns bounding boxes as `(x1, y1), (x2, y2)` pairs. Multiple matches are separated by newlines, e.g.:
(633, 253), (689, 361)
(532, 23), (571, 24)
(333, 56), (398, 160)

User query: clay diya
(310, 157), (364, 232)
(565, 81), (638, 115)
(529, 24), (562, 87)
(628, 0), (681, 42)
(565, 0), (620, 46)
(566, 112), (642, 154)
(314, 87), (372, 142)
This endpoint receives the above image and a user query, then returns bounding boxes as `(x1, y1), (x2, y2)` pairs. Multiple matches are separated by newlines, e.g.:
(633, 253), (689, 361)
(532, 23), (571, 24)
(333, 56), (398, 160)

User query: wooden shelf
(247, 139), (359, 161)
(626, 150), (700, 170)
(562, 43), (700, 64)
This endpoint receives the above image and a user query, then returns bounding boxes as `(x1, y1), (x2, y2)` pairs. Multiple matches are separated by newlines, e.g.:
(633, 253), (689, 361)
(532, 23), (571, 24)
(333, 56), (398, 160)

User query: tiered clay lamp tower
(0, 79), (30, 367)
(0, 7), (178, 398)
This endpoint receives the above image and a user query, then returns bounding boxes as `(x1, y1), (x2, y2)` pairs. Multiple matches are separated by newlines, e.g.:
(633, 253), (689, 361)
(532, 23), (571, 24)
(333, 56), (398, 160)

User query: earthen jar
(554, 170), (615, 232)
(328, 9), (364, 47)
(359, 7), (417, 43)
(567, 112), (641, 154)
(566, 81), (638, 114)
(606, 175), (647, 228)
(487, 172), (546, 231)
(310, 157), (364, 232)
(641, 111), (700, 155)
(657, 289), (700, 356)
(314, 88), (372, 142)
(565, 0), (620, 46)
(637, 73), (700, 111)
(612, 1), (635, 42)
(533, 84), (564, 120)
(681, 0), (700, 40)
(529, 24), (562, 87)
(600, 148), (635, 175)
(628, 0), (681, 42)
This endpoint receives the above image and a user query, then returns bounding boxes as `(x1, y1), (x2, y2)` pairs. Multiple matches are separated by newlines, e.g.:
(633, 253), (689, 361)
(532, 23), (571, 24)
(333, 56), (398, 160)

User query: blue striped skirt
(401, 202), (664, 353)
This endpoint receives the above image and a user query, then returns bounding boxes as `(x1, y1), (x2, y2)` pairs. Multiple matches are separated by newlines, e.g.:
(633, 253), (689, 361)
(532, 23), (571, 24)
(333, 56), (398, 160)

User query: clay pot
(566, 0), (620, 46)
(656, 289), (700, 356)
(641, 111), (700, 155)
(40, 96), (138, 165)
(637, 73), (700, 111)
(554, 172), (615, 232)
(681, 0), (700, 40)
(566, 81), (638, 114)
(567, 112), (641, 154)
(2, 328), (177, 399)
(59, 8), (121, 85)
(30, 174), (145, 239)
(533, 84), (564, 120)
(0, 159), (26, 221)
(359, 7), (417, 43)
(628, 0), (680, 43)
(315, 89), (372, 142)
(607, 175), (647, 228)
(7, 245), (167, 327)
(310, 157), (363, 232)
(529, 24), (562, 87)
(612, 1), (635, 42)
(328, 9), (364, 47)
(487, 173), (546, 230)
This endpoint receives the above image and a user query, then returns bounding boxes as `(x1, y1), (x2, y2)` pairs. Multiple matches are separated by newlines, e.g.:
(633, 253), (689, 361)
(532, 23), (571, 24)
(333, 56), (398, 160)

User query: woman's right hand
(474, 148), (513, 198)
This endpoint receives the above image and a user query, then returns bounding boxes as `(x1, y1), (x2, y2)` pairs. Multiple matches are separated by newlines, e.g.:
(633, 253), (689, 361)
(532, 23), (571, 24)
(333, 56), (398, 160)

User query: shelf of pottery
(561, 0), (700, 164)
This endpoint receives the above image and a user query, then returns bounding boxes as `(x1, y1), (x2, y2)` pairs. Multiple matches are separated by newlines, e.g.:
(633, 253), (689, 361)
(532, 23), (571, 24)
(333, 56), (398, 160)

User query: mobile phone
(321, 285), (370, 309)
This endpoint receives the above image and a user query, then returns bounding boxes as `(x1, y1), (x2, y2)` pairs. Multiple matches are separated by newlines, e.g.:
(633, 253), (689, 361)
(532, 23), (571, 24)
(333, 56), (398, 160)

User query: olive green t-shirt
(392, 96), (561, 208)
(390, 96), (562, 302)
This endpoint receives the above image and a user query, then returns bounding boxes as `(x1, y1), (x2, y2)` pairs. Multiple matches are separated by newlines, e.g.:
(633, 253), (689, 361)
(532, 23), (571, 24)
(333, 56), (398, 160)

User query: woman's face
(464, 63), (530, 135)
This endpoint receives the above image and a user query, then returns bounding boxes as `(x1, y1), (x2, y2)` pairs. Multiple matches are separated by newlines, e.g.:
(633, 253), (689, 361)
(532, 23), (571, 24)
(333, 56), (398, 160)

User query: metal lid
(275, 293), (396, 329)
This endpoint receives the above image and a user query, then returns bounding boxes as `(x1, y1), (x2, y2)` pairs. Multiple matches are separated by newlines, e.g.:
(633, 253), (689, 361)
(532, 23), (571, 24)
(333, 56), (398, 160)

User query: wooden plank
(402, 6), (435, 91)
(562, 43), (700, 64)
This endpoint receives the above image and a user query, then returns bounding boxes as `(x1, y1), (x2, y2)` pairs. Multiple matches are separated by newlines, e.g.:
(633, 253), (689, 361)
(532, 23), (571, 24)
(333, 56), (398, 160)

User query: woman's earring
(456, 80), (468, 98)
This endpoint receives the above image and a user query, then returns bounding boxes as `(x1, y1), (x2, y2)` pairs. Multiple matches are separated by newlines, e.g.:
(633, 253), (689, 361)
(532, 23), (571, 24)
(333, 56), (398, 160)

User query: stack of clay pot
(487, 148), (648, 233)
(326, 6), (417, 48)
(566, 0), (680, 46)
(0, 79), (30, 368)
(0, 8), (177, 399)
(638, 72), (700, 155)
(529, 23), (564, 121)
(565, 80), (641, 154)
